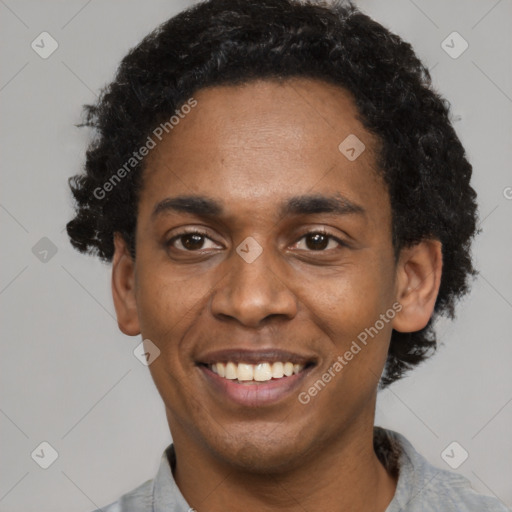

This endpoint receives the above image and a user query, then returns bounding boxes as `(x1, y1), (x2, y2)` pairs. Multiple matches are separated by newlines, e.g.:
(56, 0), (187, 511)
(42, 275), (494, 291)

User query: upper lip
(196, 348), (318, 366)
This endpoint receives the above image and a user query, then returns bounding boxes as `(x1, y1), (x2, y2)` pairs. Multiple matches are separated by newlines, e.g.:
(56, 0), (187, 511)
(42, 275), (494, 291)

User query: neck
(169, 411), (397, 512)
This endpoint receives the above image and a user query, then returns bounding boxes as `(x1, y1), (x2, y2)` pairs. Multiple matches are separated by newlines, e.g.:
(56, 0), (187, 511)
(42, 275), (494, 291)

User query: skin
(112, 78), (442, 512)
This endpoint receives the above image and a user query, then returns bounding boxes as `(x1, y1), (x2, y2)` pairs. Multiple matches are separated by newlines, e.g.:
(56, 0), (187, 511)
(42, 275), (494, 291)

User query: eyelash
(166, 228), (347, 253)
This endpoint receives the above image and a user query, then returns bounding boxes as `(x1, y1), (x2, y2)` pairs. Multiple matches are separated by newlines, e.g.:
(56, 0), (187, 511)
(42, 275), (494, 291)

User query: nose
(210, 245), (298, 328)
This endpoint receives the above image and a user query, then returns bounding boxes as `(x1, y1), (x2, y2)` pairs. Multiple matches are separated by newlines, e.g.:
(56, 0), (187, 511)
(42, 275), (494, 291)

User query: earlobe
(392, 239), (442, 333)
(111, 232), (141, 336)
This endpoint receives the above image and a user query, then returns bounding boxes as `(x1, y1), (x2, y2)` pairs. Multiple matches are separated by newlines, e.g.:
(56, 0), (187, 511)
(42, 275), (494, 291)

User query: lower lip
(199, 365), (313, 407)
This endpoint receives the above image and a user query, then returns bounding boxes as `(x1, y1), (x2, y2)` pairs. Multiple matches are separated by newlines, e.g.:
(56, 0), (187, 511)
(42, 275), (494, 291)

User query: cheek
(298, 259), (395, 342)
(134, 263), (213, 350)
(295, 270), (395, 415)
(133, 267), (212, 411)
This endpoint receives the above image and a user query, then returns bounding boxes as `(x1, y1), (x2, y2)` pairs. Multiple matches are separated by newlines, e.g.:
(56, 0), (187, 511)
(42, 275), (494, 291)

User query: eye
(292, 230), (346, 251)
(166, 228), (347, 254)
(166, 229), (221, 252)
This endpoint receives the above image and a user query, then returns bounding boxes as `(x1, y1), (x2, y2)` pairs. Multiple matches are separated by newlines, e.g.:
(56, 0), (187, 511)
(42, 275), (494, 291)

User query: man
(66, 0), (508, 510)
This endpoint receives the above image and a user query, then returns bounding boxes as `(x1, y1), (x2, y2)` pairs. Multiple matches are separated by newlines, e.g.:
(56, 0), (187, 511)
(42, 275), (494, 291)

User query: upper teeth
(209, 362), (304, 381)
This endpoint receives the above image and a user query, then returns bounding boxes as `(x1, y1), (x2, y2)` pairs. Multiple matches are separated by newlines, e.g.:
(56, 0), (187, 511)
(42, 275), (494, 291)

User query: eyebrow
(151, 193), (365, 220)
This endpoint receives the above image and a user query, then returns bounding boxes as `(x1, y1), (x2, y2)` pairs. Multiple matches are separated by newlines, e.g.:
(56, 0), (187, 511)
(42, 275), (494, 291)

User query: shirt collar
(152, 444), (192, 512)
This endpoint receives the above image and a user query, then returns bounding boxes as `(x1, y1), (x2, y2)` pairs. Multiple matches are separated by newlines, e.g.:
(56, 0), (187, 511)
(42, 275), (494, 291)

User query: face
(112, 78), (439, 474)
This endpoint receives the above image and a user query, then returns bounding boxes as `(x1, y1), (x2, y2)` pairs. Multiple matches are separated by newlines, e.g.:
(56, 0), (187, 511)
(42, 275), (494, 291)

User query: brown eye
(167, 230), (220, 252)
(292, 230), (346, 252)
(180, 233), (206, 250)
(305, 232), (329, 250)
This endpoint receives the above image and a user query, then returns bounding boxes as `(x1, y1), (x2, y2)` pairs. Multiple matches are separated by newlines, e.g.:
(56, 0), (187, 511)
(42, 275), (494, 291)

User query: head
(67, 0), (477, 473)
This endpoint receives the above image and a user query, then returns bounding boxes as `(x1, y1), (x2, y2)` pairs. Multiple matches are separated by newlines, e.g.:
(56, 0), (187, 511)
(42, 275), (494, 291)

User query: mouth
(196, 349), (317, 406)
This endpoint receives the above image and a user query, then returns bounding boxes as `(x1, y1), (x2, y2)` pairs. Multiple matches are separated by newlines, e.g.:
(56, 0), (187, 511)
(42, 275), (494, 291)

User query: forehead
(140, 78), (386, 220)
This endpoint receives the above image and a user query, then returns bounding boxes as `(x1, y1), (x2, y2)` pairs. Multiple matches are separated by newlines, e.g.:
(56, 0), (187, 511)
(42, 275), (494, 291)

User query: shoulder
(379, 428), (510, 512)
(87, 443), (191, 512)
(88, 478), (154, 512)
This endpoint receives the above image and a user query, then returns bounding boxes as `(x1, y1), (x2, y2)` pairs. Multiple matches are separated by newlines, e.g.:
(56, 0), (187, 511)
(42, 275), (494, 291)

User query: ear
(392, 239), (442, 333)
(112, 232), (141, 336)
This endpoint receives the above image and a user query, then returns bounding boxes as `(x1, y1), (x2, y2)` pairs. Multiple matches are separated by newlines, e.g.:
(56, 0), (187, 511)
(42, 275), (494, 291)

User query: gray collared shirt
(91, 427), (510, 511)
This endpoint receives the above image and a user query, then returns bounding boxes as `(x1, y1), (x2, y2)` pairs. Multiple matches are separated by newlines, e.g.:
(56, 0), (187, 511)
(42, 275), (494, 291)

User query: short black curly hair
(66, 0), (478, 387)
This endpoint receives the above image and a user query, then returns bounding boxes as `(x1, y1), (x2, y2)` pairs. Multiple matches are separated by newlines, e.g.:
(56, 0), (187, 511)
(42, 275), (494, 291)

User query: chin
(210, 428), (314, 475)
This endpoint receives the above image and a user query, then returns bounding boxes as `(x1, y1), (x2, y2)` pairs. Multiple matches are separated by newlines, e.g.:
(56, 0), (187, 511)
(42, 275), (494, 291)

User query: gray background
(0, 0), (511, 510)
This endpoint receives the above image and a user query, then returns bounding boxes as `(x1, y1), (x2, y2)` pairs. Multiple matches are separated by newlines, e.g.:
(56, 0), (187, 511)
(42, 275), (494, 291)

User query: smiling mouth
(202, 361), (313, 384)
(196, 349), (318, 405)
